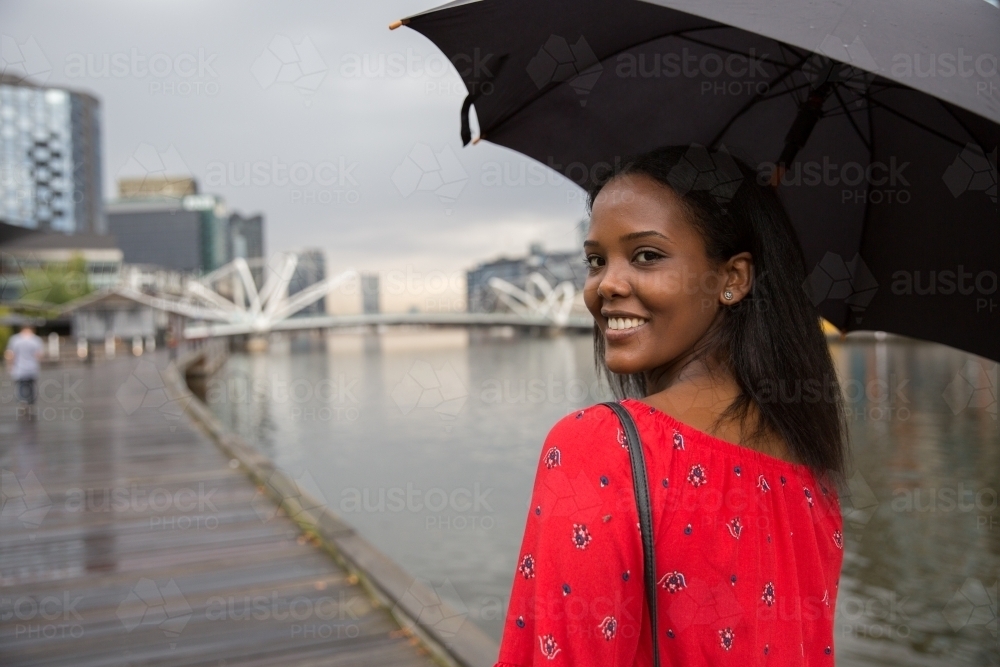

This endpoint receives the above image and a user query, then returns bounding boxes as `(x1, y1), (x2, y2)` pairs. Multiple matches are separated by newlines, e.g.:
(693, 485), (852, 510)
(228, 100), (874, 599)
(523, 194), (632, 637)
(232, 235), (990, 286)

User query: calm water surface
(207, 330), (999, 666)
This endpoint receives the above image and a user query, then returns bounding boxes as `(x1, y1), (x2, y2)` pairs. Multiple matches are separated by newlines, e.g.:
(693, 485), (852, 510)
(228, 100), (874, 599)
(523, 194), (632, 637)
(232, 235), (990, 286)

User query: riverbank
(0, 348), (497, 666)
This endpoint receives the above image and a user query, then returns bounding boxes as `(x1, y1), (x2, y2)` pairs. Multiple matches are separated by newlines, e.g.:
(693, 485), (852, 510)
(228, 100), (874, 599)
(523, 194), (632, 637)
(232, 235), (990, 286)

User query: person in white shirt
(5, 325), (45, 406)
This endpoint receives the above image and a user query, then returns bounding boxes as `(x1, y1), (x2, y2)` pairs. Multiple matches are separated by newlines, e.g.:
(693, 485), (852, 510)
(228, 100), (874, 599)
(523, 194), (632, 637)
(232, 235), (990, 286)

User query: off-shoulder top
(495, 399), (844, 666)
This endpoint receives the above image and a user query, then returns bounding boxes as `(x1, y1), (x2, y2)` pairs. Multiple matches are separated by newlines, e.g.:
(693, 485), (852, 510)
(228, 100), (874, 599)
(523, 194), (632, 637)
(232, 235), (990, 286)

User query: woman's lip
(603, 321), (648, 342)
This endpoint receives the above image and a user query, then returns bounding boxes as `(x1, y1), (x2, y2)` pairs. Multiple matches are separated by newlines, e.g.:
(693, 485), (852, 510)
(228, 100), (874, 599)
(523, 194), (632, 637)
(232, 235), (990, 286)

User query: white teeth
(608, 317), (646, 331)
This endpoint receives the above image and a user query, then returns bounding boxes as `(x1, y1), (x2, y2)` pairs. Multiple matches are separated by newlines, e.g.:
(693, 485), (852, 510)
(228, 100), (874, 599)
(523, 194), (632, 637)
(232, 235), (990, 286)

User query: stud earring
(723, 290), (733, 300)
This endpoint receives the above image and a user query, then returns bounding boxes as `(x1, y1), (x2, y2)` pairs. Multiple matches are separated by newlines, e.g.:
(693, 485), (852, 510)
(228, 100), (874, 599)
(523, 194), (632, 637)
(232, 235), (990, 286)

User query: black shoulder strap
(602, 401), (660, 667)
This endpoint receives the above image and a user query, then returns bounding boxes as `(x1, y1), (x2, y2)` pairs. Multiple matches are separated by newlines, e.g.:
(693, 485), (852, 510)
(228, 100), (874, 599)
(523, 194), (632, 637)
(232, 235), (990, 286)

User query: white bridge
(114, 253), (591, 338)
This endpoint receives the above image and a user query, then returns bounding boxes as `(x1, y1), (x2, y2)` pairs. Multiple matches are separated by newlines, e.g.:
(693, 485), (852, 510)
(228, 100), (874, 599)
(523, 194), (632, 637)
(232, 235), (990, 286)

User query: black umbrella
(392, 0), (1000, 362)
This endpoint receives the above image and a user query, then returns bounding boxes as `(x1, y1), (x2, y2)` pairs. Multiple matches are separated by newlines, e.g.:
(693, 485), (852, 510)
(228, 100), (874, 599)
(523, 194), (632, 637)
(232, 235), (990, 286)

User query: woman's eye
(585, 255), (604, 269)
(634, 250), (662, 263)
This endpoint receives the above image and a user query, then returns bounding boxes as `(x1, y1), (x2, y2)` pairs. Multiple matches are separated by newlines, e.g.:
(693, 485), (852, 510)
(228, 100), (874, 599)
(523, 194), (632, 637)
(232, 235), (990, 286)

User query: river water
(206, 329), (999, 666)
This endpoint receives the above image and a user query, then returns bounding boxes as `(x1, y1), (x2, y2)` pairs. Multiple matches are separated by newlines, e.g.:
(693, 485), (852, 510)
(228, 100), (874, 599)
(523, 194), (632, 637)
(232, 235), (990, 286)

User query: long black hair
(587, 145), (848, 478)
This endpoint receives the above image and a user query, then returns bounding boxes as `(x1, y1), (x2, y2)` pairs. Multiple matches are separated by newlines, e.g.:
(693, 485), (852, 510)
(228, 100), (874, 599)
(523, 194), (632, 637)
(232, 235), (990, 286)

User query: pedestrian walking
(5, 324), (45, 412)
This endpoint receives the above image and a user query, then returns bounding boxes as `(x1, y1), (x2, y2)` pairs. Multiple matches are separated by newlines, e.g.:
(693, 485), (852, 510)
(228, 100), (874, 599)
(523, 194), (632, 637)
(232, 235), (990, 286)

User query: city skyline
(0, 0), (591, 314)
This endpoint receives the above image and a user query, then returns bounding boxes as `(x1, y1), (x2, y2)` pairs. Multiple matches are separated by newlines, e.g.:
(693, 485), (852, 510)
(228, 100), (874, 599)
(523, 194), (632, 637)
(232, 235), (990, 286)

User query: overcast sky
(1, 0), (590, 309)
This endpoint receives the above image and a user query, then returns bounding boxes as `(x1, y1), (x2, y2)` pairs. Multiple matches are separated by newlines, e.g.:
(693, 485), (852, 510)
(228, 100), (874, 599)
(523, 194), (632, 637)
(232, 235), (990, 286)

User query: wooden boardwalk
(0, 353), (444, 666)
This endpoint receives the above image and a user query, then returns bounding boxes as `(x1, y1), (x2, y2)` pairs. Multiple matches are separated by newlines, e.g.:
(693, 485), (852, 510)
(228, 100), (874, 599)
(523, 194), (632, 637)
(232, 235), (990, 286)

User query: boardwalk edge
(168, 344), (500, 667)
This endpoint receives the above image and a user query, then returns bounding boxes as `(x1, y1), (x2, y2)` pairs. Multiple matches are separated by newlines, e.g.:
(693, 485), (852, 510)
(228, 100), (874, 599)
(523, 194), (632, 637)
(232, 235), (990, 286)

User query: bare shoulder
(542, 404), (623, 453)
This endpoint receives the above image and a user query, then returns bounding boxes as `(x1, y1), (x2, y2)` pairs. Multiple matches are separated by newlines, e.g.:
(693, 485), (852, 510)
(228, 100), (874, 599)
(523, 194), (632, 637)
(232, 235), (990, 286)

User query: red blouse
(495, 399), (843, 667)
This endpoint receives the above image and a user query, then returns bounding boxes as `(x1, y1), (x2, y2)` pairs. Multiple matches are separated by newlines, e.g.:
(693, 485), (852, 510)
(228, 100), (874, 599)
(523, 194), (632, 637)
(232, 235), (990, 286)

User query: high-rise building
(466, 243), (588, 313)
(288, 248), (326, 316)
(106, 192), (228, 273)
(361, 273), (380, 314)
(227, 213), (264, 263)
(118, 176), (197, 200)
(0, 75), (104, 235)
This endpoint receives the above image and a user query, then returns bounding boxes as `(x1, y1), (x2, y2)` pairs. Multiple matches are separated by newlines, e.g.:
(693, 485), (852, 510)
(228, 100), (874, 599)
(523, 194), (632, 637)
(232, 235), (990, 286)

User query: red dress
(495, 399), (843, 666)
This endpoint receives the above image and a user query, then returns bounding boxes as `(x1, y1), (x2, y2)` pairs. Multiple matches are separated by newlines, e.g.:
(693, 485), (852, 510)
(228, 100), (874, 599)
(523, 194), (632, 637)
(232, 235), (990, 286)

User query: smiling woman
(495, 146), (848, 667)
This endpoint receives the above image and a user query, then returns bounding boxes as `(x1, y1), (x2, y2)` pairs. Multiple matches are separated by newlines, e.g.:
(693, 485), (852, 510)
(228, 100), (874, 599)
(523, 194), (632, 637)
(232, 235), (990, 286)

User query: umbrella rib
(938, 103), (987, 147)
(865, 98), (968, 150)
(480, 25), (799, 142)
(706, 51), (813, 149)
(831, 86), (872, 152)
(671, 33), (805, 70)
(753, 81), (813, 103)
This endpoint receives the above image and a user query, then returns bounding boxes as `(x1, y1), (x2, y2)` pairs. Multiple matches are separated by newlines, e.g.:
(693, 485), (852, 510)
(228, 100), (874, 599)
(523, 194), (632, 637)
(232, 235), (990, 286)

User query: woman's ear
(720, 252), (753, 304)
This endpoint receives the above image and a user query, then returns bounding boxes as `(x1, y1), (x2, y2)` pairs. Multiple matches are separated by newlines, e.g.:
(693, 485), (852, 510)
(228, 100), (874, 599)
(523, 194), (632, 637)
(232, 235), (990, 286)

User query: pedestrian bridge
(182, 311), (593, 338)
(110, 253), (591, 339)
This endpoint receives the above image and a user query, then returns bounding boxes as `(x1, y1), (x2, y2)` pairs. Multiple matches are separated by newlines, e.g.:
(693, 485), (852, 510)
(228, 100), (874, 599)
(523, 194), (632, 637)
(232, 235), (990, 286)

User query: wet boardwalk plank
(0, 355), (439, 667)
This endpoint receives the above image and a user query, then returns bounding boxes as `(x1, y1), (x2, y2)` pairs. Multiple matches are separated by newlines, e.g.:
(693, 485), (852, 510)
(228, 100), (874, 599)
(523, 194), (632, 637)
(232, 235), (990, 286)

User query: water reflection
(207, 331), (999, 665)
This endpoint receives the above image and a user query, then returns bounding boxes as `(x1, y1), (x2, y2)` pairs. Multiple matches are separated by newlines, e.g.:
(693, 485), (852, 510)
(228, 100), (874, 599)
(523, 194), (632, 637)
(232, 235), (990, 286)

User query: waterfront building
(466, 242), (587, 313)
(106, 194), (227, 273)
(0, 231), (122, 300)
(117, 175), (197, 200)
(227, 212), (264, 264)
(362, 272), (380, 314)
(289, 248), (326, 316)
(107, 177), (263, 275)
(0, 74), (104, 236)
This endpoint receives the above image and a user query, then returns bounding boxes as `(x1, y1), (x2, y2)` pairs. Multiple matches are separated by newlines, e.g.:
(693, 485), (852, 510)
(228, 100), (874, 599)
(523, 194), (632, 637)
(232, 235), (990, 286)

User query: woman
(495, 146), (847, 666)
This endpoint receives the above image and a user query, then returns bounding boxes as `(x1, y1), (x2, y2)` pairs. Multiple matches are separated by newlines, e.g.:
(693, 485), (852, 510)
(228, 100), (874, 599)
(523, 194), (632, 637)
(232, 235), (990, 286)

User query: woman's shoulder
(539, 403), (628, 462)
(545, 402), (622, 439)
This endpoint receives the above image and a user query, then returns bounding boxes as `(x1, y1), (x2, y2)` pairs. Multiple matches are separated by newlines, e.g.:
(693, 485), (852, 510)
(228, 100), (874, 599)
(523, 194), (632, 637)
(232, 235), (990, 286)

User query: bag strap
(601, 401), (660, 667)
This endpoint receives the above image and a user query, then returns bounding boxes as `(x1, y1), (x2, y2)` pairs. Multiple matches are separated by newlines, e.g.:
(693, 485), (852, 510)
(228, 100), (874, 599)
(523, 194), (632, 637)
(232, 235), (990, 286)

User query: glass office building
(0, 75), (104, 234)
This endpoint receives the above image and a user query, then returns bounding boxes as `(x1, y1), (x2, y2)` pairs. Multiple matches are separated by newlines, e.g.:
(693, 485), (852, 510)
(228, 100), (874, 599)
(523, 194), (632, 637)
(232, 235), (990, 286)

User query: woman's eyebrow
(620, 230), (670, 243)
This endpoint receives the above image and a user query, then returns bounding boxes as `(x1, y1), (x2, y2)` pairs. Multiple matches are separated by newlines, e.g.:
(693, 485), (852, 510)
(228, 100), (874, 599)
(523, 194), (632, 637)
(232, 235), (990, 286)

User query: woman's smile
(602, 313), (650, 342)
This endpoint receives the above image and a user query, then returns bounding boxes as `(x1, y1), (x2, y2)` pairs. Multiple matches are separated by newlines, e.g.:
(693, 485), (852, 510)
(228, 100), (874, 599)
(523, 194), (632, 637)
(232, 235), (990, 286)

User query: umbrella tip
(388, 19), (409, 30)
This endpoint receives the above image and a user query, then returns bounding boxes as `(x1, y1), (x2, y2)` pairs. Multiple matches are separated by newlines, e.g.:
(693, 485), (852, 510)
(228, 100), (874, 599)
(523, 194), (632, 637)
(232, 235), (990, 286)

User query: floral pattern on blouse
(495, 399), (844, 667)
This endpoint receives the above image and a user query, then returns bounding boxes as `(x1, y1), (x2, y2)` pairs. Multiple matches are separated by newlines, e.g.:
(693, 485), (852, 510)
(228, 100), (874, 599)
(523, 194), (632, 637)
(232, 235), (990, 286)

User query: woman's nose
(597, 261), (632, 300)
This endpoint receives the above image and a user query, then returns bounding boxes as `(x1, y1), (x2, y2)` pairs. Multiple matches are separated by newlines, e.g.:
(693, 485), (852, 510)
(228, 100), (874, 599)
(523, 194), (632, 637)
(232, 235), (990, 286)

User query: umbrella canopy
(395, 0), (1000, 362)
